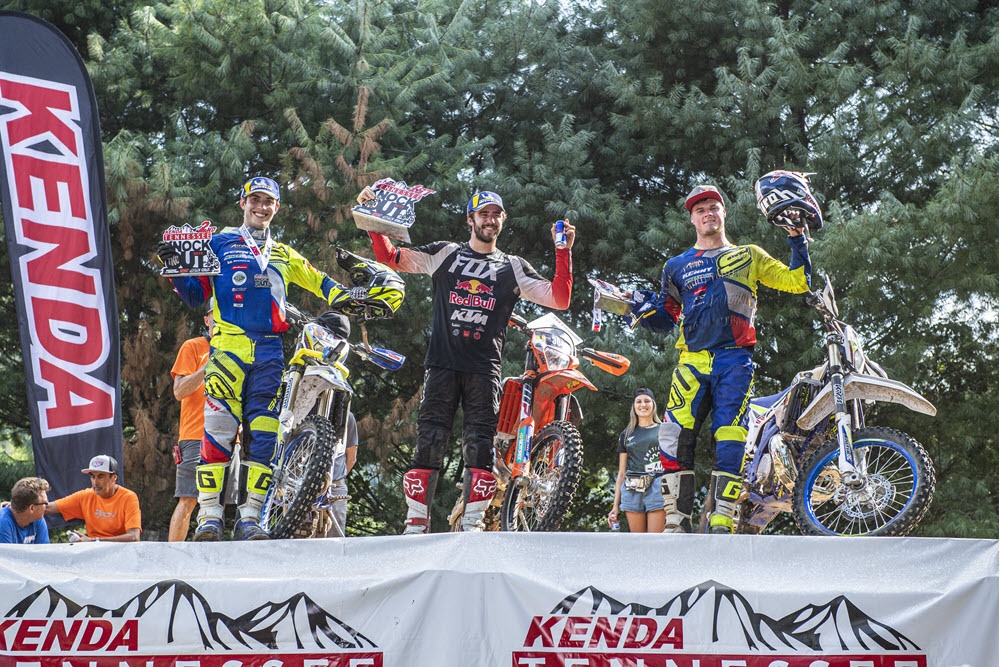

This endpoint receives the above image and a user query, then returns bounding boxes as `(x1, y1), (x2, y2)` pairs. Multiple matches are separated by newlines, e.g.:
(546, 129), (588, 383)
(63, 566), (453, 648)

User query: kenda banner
(0, 11), (121, 498)
(0, 534), (996, 666)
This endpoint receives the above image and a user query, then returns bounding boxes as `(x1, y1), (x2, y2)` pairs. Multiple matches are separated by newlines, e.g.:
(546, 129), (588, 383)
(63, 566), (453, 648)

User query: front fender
(533, 369), (595, 426)
(795, 373), (937, 431)
(289, 365), (352, 424)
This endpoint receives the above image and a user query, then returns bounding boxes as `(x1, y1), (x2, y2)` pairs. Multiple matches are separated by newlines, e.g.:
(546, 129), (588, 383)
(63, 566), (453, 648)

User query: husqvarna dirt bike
(449, 313), (630, 532)
(261, 260), (406, 539)
(704, 276), (937, 537)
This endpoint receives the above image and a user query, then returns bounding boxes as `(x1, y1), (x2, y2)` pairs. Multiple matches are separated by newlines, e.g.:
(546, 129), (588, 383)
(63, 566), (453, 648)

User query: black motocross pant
(412, 366), (500, 471)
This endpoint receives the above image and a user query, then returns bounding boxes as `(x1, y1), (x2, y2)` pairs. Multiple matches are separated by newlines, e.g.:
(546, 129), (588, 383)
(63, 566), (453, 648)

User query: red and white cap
(685, 184), (725, 212)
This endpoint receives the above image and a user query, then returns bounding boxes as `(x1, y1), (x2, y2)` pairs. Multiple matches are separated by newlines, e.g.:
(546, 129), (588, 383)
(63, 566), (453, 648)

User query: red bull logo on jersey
(454, 279), (494, 296)
(450, 279), (496, 310)
(449, 292), (496, 310)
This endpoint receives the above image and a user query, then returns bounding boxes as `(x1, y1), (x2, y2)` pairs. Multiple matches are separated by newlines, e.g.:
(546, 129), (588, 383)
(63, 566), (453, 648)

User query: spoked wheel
(262, 415), (337, 539)
(500, 421), (583, 532)
(793, 427), (935, 536)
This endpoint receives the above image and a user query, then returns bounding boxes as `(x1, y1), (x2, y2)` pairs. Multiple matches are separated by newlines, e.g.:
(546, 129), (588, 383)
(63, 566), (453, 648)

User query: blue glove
(626, 290), (677, 334)
(625, 290), (658, 330)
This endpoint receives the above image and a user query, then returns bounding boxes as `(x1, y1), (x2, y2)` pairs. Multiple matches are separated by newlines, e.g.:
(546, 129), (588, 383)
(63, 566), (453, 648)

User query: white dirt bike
(705, 276), (937, 536)
(261, 251), (405, 539)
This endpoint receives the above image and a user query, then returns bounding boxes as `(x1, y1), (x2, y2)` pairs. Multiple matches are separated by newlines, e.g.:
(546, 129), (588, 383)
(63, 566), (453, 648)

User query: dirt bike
(261, 253), (406, 539)
(449, 312), (630, 532)
(703, 275), (937, 536)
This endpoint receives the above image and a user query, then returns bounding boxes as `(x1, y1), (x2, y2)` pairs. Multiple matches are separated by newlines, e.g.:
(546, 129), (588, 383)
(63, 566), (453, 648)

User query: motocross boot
(708, 470), (743, 535)
(233, 461), (272, 541)
(661, 470), (695, 533)
(193, 463), (227, 542)
(460, 467), (498, 532)
(402, 468), (439, 535)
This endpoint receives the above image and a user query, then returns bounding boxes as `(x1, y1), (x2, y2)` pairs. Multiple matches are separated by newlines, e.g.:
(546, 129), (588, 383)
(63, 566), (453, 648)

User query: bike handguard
(578, 347), (630, 376)
(351, 343), (405, 372)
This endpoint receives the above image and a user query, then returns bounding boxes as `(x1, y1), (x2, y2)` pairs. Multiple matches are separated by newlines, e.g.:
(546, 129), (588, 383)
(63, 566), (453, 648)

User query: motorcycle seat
(750, 390), (788, 410)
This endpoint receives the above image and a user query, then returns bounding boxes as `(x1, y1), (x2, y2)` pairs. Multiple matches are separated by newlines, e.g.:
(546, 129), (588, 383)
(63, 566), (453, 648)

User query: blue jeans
(620, 475), (665, 513)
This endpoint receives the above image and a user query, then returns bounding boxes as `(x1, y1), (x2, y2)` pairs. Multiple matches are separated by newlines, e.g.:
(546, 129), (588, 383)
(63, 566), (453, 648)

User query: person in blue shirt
(0, 477), (51, 544)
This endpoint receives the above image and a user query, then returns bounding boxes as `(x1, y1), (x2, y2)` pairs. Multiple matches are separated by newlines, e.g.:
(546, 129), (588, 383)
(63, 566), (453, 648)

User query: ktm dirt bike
(261, 252), (406, 539)
(702, 276), (937, 536)
(449, 313), (630, 532)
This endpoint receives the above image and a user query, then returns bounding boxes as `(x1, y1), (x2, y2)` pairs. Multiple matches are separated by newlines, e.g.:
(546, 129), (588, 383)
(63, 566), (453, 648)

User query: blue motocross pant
(200, 332), (283, 466)
(658, 347), (753, 476)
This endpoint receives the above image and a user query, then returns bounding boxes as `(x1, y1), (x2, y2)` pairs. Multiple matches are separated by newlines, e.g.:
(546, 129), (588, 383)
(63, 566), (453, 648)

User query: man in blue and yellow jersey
(631, 183), (812, 534)
(160, 177), (358, 541)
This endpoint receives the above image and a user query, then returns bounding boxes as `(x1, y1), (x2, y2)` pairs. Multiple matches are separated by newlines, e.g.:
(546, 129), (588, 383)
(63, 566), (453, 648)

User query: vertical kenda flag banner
(0, 11), (121, 498)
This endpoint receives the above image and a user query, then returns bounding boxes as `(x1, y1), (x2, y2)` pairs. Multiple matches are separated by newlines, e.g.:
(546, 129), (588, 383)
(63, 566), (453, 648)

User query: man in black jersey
(359, 188), (576, 532)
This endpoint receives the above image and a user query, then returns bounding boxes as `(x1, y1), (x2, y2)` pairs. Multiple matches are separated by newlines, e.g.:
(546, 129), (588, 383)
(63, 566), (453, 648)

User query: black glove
(157, 242), (181, 269)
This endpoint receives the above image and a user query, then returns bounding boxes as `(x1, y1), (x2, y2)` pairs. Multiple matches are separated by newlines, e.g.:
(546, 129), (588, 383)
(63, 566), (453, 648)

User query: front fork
(510, 383), (573, 479)
(829, 358), (865, 490)
(511, 382), (535, 479)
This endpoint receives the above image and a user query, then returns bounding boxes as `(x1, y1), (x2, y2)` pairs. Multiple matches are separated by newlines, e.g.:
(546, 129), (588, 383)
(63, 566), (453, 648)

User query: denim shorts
(620, 474), (664, 513)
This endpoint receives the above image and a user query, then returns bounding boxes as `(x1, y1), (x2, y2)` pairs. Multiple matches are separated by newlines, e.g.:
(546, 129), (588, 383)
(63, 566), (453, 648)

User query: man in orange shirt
(45, 455), (141, 542)
(168, 304), (222, 541)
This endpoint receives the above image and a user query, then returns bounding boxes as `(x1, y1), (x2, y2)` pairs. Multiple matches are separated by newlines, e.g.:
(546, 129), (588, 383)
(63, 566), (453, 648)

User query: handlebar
(508, 313), (529, 333)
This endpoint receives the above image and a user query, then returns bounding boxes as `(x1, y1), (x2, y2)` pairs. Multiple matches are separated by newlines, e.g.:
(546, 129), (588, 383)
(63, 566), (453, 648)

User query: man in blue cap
(358, 186), (577, 532)
(159, 176), (359, 541)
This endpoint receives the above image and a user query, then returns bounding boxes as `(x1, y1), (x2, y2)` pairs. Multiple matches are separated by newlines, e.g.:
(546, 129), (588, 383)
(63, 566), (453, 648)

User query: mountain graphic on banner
(552, 580), (920, 653)
(5, 580), (378, 651)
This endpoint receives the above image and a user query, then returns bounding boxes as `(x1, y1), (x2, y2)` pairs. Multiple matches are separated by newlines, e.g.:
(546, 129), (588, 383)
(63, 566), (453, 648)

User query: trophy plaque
(588, 278), (636, 316)
(351, 178), (436, 243)
(160, 220), (221, 277)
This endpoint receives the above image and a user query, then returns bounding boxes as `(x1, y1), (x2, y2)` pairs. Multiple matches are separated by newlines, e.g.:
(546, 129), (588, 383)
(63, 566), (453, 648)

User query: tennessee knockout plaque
(159, 220), (221, 277)
(351, 178), (436, 243)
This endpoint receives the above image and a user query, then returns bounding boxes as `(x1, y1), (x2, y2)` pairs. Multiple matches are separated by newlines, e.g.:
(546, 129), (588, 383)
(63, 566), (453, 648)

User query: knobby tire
(792, 426), (935, 537)
(500, 421), (583, 532)
(263, 415), (337, 539)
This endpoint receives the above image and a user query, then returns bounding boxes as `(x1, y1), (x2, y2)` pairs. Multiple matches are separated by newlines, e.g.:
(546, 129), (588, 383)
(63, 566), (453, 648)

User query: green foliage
(0, 0), (993, 538)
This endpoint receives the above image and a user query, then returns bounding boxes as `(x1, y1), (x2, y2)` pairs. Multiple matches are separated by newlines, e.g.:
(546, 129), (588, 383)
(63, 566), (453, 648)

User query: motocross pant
(658, 347), (753, 476)
(196, 332), (282, 526)
(402, 367), (501, 533)
(412, 366), (501, 470)
(200, 332), (283, 466)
